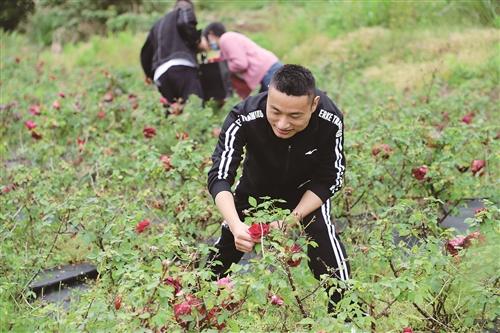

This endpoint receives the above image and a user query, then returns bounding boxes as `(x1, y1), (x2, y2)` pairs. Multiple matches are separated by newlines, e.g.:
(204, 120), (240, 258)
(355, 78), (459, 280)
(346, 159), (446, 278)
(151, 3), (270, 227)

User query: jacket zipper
(282, 144), (292, 183)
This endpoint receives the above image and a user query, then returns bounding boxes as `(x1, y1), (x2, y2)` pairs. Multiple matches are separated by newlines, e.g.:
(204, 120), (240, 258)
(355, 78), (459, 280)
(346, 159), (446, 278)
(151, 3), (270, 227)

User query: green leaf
(248, 196), (257, 207)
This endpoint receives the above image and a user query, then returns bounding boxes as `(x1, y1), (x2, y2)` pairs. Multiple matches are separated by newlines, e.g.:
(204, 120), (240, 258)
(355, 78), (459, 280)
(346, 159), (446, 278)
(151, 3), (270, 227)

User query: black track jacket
(140, 6), (200, 80)
(208, 90), (345, 205)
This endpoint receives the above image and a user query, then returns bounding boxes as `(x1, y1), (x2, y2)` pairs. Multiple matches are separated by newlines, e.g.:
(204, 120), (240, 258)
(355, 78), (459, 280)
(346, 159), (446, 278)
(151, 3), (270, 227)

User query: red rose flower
(287, 244), (302, 267)
(135, 219), (150, 233)
(446, 232), (482, 256)
(97, 111), (106, 119)
(174, 302), (192, 317)
(128, 94), (139, 109)
(371, 143), (393, 159)
(143, 126), (156, 139)
(474, 207), (487, 216)
(461, 113), (474, 124)
(402, 328), (413, 333)
(2, 183), (17, 194)
(58, 92), (66, 98)
(248, 223), (270, 241)
(29, 104), (41, 116)
(412, 165), (428, 181)
(114, 295), (122, 310)
(445, 236), (466, 256)
(269, 294), (284, 306)
(470, 160), (485, 176)
(24, 120), (36, 130)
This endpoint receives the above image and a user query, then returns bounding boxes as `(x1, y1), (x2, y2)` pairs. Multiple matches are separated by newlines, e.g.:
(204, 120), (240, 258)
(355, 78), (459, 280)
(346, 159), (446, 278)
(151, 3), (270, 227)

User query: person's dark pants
(157, 65), (203, 103)
(206, 193), (350, 313)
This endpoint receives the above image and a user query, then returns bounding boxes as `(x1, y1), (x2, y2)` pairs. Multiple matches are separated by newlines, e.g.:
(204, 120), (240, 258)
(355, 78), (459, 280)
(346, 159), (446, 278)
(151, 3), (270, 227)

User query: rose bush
(0, 24), (498, 333)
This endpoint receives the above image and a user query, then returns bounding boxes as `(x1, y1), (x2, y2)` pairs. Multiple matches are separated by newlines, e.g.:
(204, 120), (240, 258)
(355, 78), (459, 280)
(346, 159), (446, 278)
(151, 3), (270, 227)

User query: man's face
(266, 86), (320, 139)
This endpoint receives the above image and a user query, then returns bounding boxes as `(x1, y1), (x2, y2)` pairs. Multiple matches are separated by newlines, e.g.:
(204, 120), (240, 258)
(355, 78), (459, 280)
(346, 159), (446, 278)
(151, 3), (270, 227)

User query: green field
(1, 1), (499, 332)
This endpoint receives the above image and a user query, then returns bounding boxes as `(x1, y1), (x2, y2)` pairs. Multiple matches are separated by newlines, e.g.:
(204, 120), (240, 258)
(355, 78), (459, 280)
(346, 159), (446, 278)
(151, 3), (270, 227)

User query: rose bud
(135, 219), (150, 233)
(31, 131), (43, 140)
(103, 92), (114, 102)
(160, 155), (172, 171)
(461, 113), (474, 124)
(58, 92), (66, 98)
(286, 244), (302, 267)
(412, 165), (428, 181)
(169, 102), (183, 115)
(248, 223), (270, 241)
(77, 137), (85, 152)
(161, 259), (173, 269)
(176, 131), (189, 140)
(269, 294), (284, 306)
(160, 96), (169, 106)
(52, 100), (61, 110)
(143, 126), (157, 139)
(24, 120), (36, 130)
(97, 111), (106, 119)
(470, 160), (485, 176)
(114, 295), (122, 310)
(402, 328), (413, 333)
(212, 127), (221, 138)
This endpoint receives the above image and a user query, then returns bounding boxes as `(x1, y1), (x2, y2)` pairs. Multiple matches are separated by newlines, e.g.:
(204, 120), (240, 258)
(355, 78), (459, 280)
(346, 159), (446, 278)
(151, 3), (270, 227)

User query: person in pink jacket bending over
(203, 22), (283, 97)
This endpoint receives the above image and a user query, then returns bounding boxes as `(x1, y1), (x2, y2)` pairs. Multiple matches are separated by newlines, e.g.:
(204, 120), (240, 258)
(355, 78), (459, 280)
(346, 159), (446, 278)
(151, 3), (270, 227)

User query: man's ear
(311, 95), (320, 112)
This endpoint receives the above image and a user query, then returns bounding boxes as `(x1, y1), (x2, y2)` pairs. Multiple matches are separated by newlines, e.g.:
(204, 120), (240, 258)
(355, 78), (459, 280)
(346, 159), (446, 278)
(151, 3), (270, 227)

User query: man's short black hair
(203, 22), (226, 39)
(269, 64), (316, 97)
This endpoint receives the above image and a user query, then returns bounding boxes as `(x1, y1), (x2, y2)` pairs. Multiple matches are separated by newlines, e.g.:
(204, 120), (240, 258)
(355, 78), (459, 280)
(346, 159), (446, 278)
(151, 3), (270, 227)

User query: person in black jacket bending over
(207, 64), (349, 313)
(140, 0), (203, 106)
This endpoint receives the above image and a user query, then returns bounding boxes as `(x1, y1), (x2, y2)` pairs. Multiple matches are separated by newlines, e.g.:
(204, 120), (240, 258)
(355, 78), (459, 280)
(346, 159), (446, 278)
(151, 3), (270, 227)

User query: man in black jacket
(140, 0), (203, 104)
(207, 64), (349, 313)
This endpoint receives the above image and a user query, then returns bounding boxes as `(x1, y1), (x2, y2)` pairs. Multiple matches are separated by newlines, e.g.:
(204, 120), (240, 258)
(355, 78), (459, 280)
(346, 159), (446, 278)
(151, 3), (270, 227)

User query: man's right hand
(228, 221), (255, 253)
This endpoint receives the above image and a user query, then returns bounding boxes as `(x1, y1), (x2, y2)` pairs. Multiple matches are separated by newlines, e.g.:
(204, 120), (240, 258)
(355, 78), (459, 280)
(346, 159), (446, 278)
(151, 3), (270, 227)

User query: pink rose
(269, 294), (284, 306)
(24, 120), (36, 130)
(216, 277), (234, 289)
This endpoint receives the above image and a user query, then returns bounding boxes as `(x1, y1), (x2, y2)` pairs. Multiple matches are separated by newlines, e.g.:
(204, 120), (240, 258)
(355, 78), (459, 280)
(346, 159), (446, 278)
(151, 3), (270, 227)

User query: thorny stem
(282, 259), (308, 319)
